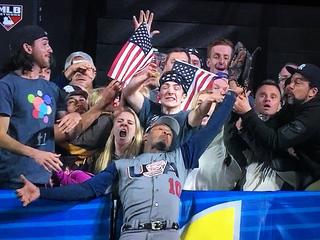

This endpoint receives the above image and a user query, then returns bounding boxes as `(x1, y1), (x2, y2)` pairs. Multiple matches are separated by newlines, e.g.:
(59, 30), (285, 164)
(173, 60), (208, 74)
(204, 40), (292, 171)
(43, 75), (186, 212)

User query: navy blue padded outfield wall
(2, 189), (320, 239)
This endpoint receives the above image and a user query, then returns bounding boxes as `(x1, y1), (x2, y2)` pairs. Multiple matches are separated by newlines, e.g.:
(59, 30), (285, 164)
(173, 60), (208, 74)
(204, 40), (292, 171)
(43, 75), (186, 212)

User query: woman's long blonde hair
(94, 107), (143, 173)
(89, 87), (105, 106)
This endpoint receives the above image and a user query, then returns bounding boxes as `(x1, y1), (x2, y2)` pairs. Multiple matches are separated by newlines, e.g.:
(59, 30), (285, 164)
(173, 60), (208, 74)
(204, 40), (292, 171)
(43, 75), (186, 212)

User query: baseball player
(16, 91), (235, 240)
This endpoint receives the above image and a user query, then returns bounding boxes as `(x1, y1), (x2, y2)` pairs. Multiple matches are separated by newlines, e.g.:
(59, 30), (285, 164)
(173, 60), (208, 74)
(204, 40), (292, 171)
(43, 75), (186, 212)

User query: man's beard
(152, 141), (168, 151)
(38, 55), (52, 69)
(286, 95), (304, 106)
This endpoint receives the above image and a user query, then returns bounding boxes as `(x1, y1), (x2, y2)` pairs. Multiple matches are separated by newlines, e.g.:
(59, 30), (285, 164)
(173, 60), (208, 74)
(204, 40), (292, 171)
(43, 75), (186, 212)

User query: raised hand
(94, 79), (123, 111)
(31, 149), (62, 172)
(204, 89), (225, 103)
(233, 90), (252, 114)
(16, 175), (40, 207)
(64, 60), (96, 80)
(133, 10), (160, 38)
(57, 112), (82, 134)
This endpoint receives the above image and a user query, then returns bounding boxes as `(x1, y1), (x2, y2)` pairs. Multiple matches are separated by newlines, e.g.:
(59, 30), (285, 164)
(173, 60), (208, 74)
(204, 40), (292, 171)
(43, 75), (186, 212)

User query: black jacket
(241, 96), (320, 188)
(224, 111), (299, 190)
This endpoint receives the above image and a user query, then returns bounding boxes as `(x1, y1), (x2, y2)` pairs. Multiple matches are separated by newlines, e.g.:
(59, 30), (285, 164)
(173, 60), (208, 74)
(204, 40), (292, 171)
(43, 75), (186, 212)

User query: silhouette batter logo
(0, 4), (23, 31)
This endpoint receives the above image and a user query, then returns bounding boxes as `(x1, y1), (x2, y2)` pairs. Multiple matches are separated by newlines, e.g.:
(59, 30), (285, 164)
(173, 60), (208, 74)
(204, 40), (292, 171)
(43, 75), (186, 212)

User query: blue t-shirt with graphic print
(0, 73), (64, 188)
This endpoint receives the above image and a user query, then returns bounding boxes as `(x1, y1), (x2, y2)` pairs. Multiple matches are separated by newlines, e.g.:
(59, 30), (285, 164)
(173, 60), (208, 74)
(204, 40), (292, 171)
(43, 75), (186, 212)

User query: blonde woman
(94, 107), (144, 173)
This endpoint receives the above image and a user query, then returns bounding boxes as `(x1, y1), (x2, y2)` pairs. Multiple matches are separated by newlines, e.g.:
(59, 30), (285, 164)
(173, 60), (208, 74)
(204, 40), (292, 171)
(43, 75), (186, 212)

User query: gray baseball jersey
(116, 150), (188, 225)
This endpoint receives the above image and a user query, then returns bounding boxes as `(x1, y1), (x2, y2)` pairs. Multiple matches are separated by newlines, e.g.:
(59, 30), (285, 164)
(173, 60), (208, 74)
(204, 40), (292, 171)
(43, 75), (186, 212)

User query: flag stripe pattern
(172, 60), (217, 110)
(107, 23), (153, 87)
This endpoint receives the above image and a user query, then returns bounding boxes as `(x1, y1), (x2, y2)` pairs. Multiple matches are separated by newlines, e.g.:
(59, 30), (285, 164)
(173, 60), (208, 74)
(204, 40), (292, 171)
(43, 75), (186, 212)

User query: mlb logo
(0, 4), (23, 31)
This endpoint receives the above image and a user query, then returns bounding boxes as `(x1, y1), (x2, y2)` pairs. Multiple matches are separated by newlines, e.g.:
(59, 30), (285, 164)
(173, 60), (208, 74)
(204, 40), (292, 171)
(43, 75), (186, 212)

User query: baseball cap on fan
(286, 63), (320, 89)
(63, 84), (89, 100)
(64, 51), (95, 71)
(9, 25), (48, 51)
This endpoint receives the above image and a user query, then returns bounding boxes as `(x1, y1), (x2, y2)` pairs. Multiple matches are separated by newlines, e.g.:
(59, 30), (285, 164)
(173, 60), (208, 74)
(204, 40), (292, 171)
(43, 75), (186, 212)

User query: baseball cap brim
(63, 85), (89, 99)
(66, 90), (88, 100)
(285, 66), (298, 75)
(64, 51), (94, 71)
(285, 63), (320, 90)
(146, 116), (180, 137)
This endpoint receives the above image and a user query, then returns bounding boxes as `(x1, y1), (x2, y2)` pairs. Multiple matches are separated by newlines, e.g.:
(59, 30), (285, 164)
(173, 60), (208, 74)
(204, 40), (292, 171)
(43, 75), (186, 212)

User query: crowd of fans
(1, 9), (320, 240)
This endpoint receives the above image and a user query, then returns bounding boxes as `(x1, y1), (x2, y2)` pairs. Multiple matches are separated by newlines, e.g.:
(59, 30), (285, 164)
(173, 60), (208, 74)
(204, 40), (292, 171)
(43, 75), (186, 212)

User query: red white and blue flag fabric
(107, 23), (153, 87)
(172, 60), (217, 110)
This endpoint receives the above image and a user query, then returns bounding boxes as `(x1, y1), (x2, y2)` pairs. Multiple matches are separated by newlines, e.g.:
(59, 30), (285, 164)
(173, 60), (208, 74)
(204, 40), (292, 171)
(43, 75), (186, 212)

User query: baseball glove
(228, 41), (248, 86)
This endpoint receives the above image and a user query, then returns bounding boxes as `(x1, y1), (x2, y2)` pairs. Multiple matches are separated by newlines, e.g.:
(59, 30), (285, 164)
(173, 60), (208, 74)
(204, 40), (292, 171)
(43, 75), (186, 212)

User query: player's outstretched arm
(16, 163), (118, 205)
(181, 91), (236, 169)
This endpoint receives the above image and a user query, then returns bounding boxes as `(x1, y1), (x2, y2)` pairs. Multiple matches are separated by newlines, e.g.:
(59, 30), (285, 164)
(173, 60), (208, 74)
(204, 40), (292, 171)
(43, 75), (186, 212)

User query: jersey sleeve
(40, 162), (118, 200)
(85, 162), (118, 196)
(181, 92), (236, 169)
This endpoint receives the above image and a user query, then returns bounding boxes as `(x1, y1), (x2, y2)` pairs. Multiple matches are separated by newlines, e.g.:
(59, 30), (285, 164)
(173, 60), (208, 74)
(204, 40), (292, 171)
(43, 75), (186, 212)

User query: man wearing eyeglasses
(278, 62), (298, 97)
(234, 63), (320, 190)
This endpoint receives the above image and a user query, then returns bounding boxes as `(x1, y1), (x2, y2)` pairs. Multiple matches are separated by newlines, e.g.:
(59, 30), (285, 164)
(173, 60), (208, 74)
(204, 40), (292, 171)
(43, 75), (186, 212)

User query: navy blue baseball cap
(159, 71), (187, 93)
(286, 63), (320, 89)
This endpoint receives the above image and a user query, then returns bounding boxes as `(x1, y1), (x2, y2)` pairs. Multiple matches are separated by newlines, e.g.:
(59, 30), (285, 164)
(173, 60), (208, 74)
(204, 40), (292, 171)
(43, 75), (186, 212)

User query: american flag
(107, 23), (153, 86)
(172, 60), (217, 110)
